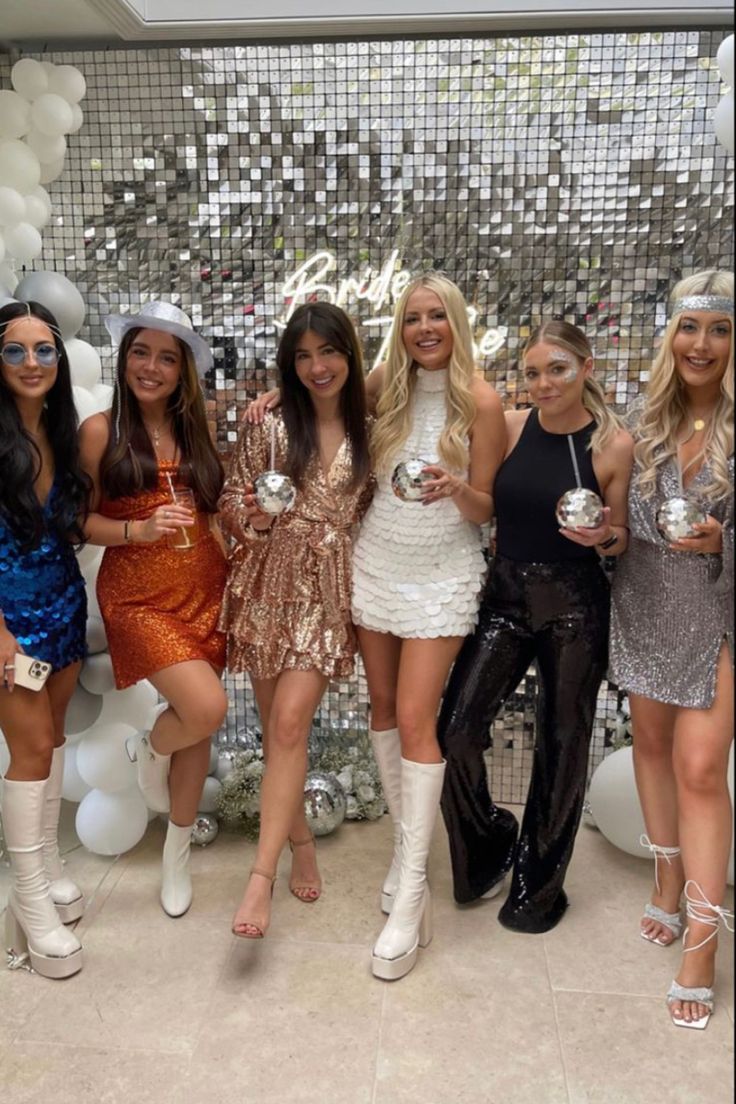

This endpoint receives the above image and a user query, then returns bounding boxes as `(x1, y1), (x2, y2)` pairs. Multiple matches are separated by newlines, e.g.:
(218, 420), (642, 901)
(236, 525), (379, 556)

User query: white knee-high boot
(161, 821), (193, 917)
(2, 777), (83, 978)
(43, 746), (85, 923)
(371, 758), (445, 981)
(369, 727), (402, 914)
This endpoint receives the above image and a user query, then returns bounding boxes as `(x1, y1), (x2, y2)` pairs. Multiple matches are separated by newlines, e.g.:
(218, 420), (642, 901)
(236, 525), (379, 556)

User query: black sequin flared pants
(438, 555), (610, 932)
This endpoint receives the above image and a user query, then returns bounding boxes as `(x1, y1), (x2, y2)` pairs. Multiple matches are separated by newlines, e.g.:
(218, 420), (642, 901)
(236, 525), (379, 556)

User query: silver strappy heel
(639, 834), (683, 946)
(666, 880), (734, 1030)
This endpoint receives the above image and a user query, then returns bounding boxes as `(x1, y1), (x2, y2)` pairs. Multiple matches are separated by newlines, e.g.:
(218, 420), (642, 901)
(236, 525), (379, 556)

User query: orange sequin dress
(97, 460), (227, 689)
(218, 413), (374, 680)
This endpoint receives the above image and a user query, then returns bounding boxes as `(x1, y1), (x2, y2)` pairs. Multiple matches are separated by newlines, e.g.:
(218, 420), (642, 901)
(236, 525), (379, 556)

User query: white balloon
(208, 740), (219, 775)
(0, 262), (19, 293)
(0, 733), (10, 777)
(39, 155), (65, 185)
(4, 221), (43, 263)
(75, 787), (148, 856)
(198, 775), (222, 813)
(41, 62), (56, 79)
(68, 103), (84, 135)
(25, 129), (66, 165)
(588, 747), (646, 858)
(65, 684), (104, 737)
(76, 540), (103, 574)
(15, 270), (85, 339)
(79, 650), (116, 695)
(61, 744), (92, 802)
(30, 93), (73, 139)
(48, 65), (87, 106)
(0, 186), (26, 227)
(99, 681), (159, 731)
(23, 193), (50, 231)
(30, 184), (52, 218)
(0, 91), (31, 140)
(717, 34), (734, 88)
(72, 384), (98, 425)
(77, 722), (138, 792)
(91, 382), (114, 412)
(0, 232), (4, 266)
(86, 614), (108, 654)
(11, 58), (49, 102)
(0, 139), (41, 192)
(714, 93), (735, 156)
(66, 337), (101, 390)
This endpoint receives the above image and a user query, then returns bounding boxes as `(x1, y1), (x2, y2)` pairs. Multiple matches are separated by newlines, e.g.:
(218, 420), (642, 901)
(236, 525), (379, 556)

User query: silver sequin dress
(351, 367), (486, 638)
(609, 423), (734, 708)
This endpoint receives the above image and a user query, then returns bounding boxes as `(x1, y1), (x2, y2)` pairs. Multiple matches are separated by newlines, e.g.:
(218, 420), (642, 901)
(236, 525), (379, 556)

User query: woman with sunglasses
(0, 300), (89, 979)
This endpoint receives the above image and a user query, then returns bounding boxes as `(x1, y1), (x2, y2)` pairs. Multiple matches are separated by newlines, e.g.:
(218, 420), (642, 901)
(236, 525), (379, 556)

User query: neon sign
(276, 250), (507, 368)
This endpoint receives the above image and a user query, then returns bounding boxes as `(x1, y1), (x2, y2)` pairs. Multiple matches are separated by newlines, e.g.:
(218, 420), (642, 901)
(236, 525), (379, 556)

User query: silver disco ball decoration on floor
(656, 496), (707, 542)
(303, 771), (347, 837)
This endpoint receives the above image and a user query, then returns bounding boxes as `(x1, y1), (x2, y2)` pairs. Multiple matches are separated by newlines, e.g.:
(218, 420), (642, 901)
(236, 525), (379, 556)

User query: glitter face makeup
(547, 346), (580, 383)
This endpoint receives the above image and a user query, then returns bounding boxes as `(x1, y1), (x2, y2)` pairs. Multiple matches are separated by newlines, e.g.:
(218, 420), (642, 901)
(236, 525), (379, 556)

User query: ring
(163, 509), (169, 518)
(4, 664), (15, 670)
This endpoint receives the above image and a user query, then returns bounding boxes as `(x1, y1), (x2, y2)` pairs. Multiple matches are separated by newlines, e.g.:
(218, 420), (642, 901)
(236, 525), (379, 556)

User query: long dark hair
(100, 327), (224, 510)
(278, 302), (370, 491)
(0, 300), (90, 552)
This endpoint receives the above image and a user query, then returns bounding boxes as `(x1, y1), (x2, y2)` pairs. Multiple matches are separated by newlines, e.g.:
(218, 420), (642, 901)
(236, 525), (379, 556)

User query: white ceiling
(0, 0), (732, 46)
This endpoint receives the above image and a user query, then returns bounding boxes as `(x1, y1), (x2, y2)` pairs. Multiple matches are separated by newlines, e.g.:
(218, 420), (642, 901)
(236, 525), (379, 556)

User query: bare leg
(670, 644), (734, 1026)
(148, 661), (228, 825)
(232, 668), (328, 936)
(357, 627), (402, 731)
(395, 637), (464, 762)
(251, 676), (320, 901)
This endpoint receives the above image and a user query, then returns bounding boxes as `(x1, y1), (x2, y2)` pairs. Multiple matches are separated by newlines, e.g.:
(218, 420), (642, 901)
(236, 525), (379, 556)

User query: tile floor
(0, 804), (733, 1104)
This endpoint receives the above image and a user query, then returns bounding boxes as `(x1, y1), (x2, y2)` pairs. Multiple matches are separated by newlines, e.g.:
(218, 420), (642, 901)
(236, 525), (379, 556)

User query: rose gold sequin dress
(218, 413), (374, 680)
(97, 460), (227, 689)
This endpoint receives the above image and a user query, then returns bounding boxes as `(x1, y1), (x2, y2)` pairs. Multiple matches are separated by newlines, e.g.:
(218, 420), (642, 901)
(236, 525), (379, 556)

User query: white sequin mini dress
(352, 367), (486, 638)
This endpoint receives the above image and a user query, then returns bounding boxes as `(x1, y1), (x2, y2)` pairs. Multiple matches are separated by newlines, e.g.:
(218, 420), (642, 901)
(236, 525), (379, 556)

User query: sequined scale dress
(352, 367), (485, 638)
(610, 442), (734, 709)
(218, 413), (374, 680)
(96, 461), (226, 689)
(0, 480), (87, 671)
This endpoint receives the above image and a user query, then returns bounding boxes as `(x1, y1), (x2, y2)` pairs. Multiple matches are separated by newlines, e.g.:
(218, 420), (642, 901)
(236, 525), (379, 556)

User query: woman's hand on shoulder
(243, 388), (280, 425)
(670, 515), (723, 555)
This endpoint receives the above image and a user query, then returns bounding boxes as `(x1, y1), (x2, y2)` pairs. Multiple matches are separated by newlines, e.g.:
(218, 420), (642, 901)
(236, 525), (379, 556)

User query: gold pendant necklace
(145, 421), (166, 448)
(693, 418), (706, 432)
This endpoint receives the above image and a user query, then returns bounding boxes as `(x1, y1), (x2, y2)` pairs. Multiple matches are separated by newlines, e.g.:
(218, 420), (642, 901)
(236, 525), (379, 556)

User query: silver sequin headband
(0, 301), (63, 341)
(671, 294), (734, 317)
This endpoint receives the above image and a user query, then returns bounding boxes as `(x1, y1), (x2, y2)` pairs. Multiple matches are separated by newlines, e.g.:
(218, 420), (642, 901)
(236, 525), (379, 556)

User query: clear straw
(165, 472), (177, 501)
(270, 417), (276, 470)
(567, 434), (582, 488)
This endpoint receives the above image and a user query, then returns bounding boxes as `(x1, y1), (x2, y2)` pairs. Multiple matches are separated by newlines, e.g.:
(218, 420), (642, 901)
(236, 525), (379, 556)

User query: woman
(0, 300), (88, 978)
(438, 320), (633, 934)
(609, 270), (734, 1029)
(351, 273), (506, 980)
(219, 302), (372, 939)
(79, 301), (227, 919)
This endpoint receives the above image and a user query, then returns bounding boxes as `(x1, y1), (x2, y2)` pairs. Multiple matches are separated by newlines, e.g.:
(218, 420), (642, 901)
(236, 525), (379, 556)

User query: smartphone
(13, 654), (52, 692)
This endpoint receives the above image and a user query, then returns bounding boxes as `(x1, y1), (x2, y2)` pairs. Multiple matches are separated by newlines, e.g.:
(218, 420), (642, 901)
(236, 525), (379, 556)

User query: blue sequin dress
(0, 481), (87, 671)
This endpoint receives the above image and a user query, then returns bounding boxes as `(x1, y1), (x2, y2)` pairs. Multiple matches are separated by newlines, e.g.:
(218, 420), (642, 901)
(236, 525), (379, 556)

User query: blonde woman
(609, 270), (734, 1029)
(349, 274), (506, 979)
(438, 321), (633, 932)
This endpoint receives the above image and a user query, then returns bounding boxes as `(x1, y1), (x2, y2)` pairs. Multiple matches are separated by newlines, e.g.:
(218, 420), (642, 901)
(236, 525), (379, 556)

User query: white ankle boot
(43, 746), (85, 923)
(134, 731), (171, 814)
(371, 758), (445, 981)
(2, 777), (83, 978)
(369, 727), (402, 914)
(161, 821), (193, 917)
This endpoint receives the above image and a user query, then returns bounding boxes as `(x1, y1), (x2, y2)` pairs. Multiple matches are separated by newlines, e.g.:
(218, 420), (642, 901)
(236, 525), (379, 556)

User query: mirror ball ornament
(555, 488), (605, 529)
(656, 496), (707, 542)
(191, 813), (219, 847)
(391, 458), (433, 501)
(303, 771), (347, 837)
(254, 471), (297, 515)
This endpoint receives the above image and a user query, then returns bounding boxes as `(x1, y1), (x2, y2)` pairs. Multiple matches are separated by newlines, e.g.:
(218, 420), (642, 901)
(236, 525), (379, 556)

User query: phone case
(13, 653), (52, 692)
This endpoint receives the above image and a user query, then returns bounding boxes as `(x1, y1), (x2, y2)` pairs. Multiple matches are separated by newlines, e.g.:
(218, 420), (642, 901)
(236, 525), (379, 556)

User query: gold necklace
(144, 420), (167, 447)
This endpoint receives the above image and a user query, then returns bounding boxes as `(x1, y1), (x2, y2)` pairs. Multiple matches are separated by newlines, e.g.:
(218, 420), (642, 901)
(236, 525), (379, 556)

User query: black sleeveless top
(494, 409), (602, 563)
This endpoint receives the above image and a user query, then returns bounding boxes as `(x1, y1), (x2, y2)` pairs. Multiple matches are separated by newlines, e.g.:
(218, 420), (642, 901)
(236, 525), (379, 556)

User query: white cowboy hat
(104, 300), (213, 377)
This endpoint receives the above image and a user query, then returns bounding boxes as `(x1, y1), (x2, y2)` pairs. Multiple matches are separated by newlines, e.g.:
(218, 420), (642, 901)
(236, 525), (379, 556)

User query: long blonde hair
(635, 270), (734, 501)
(371, 273), (477, 473)
(522, 320), (622, 453)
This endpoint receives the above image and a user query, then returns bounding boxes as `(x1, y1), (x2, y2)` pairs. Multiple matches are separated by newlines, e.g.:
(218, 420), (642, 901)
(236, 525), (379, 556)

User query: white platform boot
(2, 777), (83, 978)
(43, 746), (85, 923)
(369, 727), (402, 914)
(371, 758), (445, 981)
(160, 821), (193, 918)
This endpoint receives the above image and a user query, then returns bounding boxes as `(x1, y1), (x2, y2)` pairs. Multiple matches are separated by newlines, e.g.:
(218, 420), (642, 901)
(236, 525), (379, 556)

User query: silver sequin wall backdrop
(2, 29), (733, 801)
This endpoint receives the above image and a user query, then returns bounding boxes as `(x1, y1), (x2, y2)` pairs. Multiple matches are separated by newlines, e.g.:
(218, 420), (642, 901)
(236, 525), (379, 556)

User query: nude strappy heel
(231, 868), (276, 939)
(288, 835), (322, 903)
